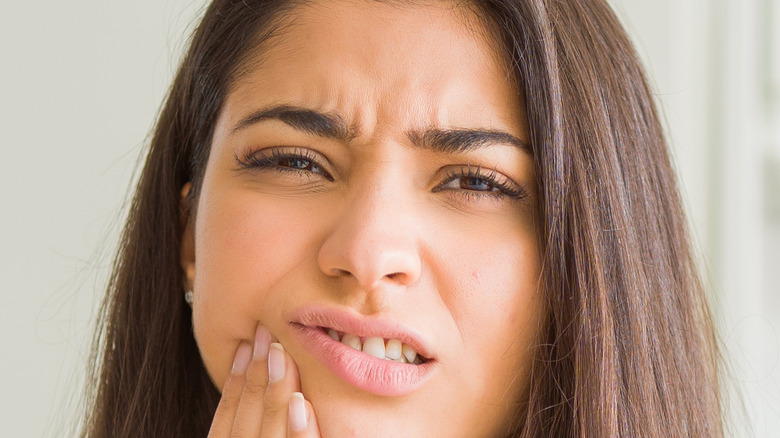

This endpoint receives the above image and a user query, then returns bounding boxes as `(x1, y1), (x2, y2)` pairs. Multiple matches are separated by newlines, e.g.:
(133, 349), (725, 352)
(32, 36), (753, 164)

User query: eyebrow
(232, 105), (530, 154)
(406, 128), (530, 154)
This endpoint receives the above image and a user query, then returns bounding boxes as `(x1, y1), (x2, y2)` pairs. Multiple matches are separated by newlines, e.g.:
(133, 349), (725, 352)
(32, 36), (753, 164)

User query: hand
(208, 324), (322, 437)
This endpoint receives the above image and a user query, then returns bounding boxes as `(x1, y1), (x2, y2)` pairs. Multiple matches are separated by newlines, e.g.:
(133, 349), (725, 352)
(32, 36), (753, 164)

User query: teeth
(385, 339), (402, 360)
(325, 328), (424, 364)
(402, 344), (418, 364)
(342, 334), (362, 351)
(362, 337), (386, 359)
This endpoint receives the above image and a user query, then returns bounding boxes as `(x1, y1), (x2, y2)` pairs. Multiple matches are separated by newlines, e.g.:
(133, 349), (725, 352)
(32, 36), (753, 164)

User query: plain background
(1, 0), (778, 436)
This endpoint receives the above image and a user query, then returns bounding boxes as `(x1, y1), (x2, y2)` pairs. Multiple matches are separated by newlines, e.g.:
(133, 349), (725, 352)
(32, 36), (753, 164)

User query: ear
(180, 182), (196, 291)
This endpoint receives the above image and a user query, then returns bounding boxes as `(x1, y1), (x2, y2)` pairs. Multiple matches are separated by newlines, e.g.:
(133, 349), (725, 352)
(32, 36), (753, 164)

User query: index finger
(207, 342), (252, 437)
(231, 324), (273, 437)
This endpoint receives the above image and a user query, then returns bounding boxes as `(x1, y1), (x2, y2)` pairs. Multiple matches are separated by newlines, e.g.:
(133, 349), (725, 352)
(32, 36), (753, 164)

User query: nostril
(329, 268), (351, 277)
(385, 272), (403, 280)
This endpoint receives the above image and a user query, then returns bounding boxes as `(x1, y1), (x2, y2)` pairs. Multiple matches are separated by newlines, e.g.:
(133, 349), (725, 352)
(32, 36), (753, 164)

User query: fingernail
(288, 392), (308, 431)
(253, 325), (272, 359)
(268, 343), (286, 382)
(232, 342), (252, 374)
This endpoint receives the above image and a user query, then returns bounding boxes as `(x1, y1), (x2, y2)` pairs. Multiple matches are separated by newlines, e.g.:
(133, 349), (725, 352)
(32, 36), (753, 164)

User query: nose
(317, 180), (422, 293)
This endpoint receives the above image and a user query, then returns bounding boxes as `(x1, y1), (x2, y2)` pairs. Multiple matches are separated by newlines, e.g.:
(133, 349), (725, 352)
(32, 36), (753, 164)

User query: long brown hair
(82, 1), (724, 436)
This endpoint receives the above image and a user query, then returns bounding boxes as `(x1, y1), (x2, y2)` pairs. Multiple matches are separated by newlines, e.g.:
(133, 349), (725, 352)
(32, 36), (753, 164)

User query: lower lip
(290, 323), (436, 396)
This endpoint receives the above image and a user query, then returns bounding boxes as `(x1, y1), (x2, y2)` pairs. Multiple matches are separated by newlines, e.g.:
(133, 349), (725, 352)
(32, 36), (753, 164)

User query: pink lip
(289, 305), (437, 396)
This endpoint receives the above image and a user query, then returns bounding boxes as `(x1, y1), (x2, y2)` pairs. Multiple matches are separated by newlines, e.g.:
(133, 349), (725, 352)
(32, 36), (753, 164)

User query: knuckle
(241, 358), (269, 395)
(220, 376), (244, 406)
(242, 375), (267, 396)
(262, 391), (287, 418)
(230, 423), (253, 438)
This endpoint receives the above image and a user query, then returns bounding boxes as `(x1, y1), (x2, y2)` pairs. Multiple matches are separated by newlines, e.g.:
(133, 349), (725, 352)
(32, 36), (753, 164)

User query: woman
(82, 0), (725, 436)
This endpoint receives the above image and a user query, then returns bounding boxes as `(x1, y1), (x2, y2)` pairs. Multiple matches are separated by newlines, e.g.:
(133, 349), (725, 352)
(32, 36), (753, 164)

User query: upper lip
(289, 305), (435, 360)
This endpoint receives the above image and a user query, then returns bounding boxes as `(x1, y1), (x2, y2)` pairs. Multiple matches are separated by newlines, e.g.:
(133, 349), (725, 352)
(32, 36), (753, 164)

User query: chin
(315, 413), (427, 438)
(301, 387), (436, 438)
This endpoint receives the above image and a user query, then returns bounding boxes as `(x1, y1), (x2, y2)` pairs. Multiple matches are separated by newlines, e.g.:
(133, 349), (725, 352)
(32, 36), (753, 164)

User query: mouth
(318, 326), (430, 364)
(288, 306), (437, 396)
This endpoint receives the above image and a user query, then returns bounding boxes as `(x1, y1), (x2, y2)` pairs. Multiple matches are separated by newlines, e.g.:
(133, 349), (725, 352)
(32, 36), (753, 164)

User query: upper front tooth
(402, 343), (418, 363)
(342, 334), (362, 351)
(385, 339), (402, 360)
(362, 337), (386, 359)
(335, 333), (423, 363)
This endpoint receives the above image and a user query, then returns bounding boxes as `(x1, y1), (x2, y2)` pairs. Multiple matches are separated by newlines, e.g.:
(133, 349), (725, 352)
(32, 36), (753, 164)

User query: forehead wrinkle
(226, 0), (524, 149)
(236, 0), (494, 77)
(228, 0), (513, 94)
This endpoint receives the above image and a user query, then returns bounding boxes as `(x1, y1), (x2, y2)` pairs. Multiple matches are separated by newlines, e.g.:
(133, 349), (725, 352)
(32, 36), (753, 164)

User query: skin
(180, 1), (543, 436)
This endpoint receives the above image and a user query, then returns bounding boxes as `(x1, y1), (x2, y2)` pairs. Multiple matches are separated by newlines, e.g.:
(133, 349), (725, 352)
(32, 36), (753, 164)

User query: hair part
(82, 1), (724, 436)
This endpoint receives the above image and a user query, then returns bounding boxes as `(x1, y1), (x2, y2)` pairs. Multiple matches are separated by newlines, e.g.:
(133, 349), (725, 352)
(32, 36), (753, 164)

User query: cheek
(439, 215), (540, 330)
(463, 248), (540, 354)
(191, 193), (319, 386)
(438, 222), (542, 401)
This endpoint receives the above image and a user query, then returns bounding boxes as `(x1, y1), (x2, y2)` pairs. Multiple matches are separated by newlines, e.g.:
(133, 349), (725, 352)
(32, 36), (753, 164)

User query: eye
(434, 164), (528, 201)
(278, 156), (315, 171)
(235, 147), (334, 181)
(452, 176), (498, 192)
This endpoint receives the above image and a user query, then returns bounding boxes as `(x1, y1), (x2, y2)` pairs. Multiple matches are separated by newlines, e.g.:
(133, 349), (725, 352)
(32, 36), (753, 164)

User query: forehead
(220, 0), (526, 141)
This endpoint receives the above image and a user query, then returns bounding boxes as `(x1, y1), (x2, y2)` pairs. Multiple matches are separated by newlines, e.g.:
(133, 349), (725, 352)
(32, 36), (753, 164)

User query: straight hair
(82, 0), (724, 436)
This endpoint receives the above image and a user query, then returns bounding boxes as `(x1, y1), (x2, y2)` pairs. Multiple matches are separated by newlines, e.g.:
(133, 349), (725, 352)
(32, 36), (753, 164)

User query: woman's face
(183, 1), (542, 436)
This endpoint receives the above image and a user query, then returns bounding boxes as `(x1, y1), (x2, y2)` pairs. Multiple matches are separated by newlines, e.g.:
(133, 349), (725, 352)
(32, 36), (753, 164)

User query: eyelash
(235, 149), (528, 201)
(236, 148), (335, 181)
(434, 164), (528, 201)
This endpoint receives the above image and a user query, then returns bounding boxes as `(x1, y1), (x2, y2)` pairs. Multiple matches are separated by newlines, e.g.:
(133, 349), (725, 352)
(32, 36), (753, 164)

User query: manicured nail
(232, 342), (252, 374)
(288, 392), (308, 431)
(268, 343), (286, 382)
(253, 325), (272, 359)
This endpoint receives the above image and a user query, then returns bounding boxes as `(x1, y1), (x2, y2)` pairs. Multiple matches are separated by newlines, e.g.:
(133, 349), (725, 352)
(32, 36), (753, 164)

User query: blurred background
(0, 0), (777, 436)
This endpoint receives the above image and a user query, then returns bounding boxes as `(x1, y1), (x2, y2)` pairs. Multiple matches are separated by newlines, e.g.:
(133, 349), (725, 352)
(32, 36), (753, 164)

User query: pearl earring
(184, 290), (194, 305)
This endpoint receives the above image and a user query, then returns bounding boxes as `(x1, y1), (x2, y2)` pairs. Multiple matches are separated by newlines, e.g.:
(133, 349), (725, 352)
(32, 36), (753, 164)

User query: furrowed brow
(231, 105), (353, 140)
(407, 128), (530, 154)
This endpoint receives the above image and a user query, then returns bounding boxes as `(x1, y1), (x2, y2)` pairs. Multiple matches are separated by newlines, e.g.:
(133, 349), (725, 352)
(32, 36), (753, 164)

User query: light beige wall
(610, 0), (780, 435)
(0, 1), (209, 436)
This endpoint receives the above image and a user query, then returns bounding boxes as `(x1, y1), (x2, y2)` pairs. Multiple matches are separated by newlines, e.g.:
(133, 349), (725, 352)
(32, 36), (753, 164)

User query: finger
(207, 342), (252, 437)
(259, 343), (302, 438)
(231, 324), (273, 437)
(288, 393), (322, 437)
